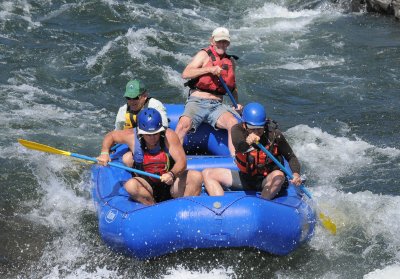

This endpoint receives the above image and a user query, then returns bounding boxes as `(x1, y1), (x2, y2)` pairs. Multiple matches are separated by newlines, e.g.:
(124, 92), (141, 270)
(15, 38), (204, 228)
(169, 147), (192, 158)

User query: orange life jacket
(235, 142), (279, 176)
(185, 46), (237, 95)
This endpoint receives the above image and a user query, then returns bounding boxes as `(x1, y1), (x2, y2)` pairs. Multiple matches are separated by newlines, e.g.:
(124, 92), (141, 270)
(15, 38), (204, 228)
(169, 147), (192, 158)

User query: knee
(269, 172), (285, 186)
(275, 172), (285, 184)
(124, 179), (139, 195)
(190, 170), (203, 184)
(226, 116), (238, 130)
(122, 152), (133, 167)
(202, 168), (214, 180)
(176, 117), (192, 133)
(202, 168), (210, 180)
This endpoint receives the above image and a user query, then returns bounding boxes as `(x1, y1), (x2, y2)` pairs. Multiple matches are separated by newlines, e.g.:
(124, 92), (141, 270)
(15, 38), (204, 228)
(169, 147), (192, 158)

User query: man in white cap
(98, 108), (203, 205)
(175, 27), (243, 156)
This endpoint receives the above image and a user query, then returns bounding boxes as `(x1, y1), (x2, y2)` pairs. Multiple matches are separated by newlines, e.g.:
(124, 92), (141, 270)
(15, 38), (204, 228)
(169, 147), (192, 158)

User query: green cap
(124, 79), (146, 98)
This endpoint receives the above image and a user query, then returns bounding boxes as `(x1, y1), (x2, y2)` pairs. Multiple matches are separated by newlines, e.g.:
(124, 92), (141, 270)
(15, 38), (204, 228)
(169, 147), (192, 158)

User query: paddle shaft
(218, 76), (238, 109)
(72, 153), (161, 180)
(18, 139), (161, 180)
(257, 142), (336, 234)
(256, 143), (311, 198)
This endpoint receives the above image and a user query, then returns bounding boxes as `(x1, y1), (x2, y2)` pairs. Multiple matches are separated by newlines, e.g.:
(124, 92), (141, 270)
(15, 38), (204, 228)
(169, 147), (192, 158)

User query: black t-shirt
(231, 122), (301, 174)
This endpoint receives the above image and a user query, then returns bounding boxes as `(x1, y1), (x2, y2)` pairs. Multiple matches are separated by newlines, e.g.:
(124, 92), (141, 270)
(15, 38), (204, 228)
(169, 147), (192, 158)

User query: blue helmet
(137, 108), (165, 135)
(242, 102), (267, 127)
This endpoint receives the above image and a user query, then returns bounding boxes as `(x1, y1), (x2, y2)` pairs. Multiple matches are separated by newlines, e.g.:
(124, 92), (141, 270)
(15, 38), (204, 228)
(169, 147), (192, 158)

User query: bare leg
(170, 170), (187, 198)
(170, 170), (202, 198)
(261, 170), (285, 200)
(215, 112), (239, 156)
(183, 170), (203, 196)
(122, 152), (133, 167)
(202, 168), (233, 196)
(124, 177), (155, 205)
(175, 116), (192, 144)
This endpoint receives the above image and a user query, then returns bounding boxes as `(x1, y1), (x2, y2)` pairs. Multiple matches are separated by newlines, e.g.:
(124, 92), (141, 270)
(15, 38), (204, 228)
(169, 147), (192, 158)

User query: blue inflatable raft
(91, 104), (316, 260)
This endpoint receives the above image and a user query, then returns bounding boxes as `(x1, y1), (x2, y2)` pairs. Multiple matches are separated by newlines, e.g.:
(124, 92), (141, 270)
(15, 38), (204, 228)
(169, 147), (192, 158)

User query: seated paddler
(202, 102), (303, 199)
(114, 79), (168, 130)
(97, 108), (203, 205)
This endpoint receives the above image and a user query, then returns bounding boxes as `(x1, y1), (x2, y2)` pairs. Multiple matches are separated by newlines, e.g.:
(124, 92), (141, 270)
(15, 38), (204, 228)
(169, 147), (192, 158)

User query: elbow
(181, 71), (189, 80)
(179, 161), (187, 173)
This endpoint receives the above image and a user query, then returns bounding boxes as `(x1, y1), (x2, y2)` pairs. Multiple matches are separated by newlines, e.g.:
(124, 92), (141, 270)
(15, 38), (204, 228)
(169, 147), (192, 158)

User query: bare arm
(275, 130), (302, 186)
(182, 50), (221, 79)
(97, 129), (135, 166)
(165, 129), (187, 177)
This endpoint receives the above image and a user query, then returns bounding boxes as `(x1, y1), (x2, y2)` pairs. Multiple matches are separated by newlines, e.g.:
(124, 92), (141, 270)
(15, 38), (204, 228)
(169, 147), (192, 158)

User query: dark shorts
(141, 177), (172, 203)
(148, 180), (172, 203)
(229, 170), (288, 193)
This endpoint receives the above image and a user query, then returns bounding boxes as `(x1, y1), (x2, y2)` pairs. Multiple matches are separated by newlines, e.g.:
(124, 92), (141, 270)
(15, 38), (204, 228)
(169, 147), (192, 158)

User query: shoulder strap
(206, 48), (217, 62)
(266, 119), (279, 146)
(140, 132), (166, 151)
(225, 54), (239, 60)
(144, 97), (151, 108)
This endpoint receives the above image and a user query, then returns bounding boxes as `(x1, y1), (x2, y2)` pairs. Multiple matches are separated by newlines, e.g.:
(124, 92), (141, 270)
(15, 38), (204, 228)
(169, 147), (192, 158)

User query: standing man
(115, 79), (168, 130)
(175, 27), (243, 156)
(99, 108), (203, 205)
(202, 103), (303, 200)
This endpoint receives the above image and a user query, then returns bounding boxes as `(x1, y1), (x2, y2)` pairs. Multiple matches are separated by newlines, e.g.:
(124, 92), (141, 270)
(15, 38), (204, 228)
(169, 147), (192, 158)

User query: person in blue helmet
(97, 108), (203, 205)
(202, 102), (302, 200)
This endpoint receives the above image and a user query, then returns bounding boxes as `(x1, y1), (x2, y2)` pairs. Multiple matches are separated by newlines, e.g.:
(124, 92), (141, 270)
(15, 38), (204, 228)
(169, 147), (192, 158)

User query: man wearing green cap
(115, 79), (168, 130)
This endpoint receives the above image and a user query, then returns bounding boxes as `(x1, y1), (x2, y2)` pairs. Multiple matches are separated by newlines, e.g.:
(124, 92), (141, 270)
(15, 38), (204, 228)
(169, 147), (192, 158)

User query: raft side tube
(118, 195), (310, 259)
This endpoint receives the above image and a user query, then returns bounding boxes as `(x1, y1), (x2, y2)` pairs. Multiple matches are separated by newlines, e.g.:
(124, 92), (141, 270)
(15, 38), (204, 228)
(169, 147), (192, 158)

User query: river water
(1, 0), (400, 278)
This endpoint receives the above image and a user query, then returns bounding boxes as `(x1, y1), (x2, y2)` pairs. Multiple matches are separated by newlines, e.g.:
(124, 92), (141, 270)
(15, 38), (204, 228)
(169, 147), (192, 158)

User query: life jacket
(123, 98), (151, 130)
(235, 121), (281, 177)
(184, 46), (238, 95)
(133, 134), (173, 183)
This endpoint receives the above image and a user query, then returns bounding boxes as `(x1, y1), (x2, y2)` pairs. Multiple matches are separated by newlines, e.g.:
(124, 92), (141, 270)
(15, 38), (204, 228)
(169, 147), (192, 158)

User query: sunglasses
(126, 96), (140, 101)
(245, 124), (264, 131)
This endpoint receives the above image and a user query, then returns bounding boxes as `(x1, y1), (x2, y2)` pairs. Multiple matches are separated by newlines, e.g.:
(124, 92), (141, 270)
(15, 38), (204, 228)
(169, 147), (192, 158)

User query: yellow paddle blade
(319, 212), (337, 235)
(18, 139), (71, 157)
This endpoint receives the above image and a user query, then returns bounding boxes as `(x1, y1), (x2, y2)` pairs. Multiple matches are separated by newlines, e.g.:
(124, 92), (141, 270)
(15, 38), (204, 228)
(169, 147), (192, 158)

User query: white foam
(161, 265), (235, 279)
(239, 3), (322, 36)
(37, 3), (75, 22)
(125, 27), (191, 65)
(233, 3), (343, 50)
(1, 81), (114, 139)
(157, 65), (187, 97)
(42, 265), (124, 279)
(0, 1), (41, 28)
(286, 125), (374, 184)
(364, 264), (400, 279)
(246, 3), (321, 20)
(286, 125), (400, 264)
(86, 36), (123, 69)
(17, 146), (93, 230)
(277, 57), (345, 70)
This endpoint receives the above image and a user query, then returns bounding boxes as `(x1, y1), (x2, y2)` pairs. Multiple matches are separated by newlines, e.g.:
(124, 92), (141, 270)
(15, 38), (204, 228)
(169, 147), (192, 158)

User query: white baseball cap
(212, 27), (230, 42)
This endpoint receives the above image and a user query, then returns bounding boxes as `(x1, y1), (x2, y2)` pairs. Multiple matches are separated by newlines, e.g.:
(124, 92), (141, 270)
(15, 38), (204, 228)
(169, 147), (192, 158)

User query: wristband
(100, 152), (109, 155)
(168, 171), (176, 181)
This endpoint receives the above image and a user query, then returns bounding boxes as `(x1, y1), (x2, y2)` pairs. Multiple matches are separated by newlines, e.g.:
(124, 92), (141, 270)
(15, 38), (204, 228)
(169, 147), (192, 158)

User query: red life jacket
(189, 46), (237, 95)
(235, 142), (279, 177)
(134, 136), (173, 183)
(142, 148), (171, 182)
